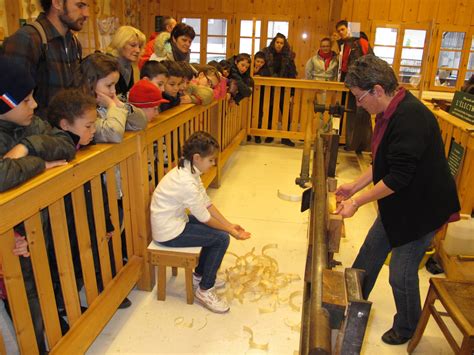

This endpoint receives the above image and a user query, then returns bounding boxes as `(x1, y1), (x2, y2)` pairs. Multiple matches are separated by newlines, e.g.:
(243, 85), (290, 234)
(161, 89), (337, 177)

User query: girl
(80, 53), (147, 143)
(150, 131), (250, 313)
(229, 53), (254, 105)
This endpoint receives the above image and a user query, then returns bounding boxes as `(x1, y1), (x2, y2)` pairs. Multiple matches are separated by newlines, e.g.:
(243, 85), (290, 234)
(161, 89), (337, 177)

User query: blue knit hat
(0, 56), (36, 114)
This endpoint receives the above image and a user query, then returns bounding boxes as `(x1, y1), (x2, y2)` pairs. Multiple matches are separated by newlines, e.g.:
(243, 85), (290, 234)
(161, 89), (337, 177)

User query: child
(129, 79), (170, 121)
(159, 60), (185, 111)
(0, 57), (76, 353)
(0, 57), (76, 191)
(79, 53), (147, 143)
(150, 131), (250, 313)
(253, 51), (270, 77)
(48, 89), (132, 310)
(140, 61), (169, 92)
(218, 60), (231, 79)
(194, 64), (227, 101)
(229, 53), (254, 105)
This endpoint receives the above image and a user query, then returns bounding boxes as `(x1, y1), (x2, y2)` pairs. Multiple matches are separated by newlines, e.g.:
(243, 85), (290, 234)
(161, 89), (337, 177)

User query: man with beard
(4, 0), (90, 118)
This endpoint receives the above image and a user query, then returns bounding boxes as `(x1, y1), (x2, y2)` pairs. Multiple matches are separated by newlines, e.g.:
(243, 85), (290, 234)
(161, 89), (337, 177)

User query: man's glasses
(356, 89), (373, 103)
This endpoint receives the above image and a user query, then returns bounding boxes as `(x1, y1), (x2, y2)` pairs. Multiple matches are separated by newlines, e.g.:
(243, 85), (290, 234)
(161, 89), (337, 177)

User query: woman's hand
(229, 224), (251, 240)
(335, 181), (357, 202)
(334, 198), (358, 218)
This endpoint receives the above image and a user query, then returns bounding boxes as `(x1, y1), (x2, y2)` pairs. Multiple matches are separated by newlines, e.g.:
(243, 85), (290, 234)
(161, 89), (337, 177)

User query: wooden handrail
(0, 98), (249, 354)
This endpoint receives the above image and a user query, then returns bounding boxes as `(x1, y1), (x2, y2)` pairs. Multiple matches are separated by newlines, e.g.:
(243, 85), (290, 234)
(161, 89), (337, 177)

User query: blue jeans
(160, 216), (230, 290)
(352, 216), (435, 338)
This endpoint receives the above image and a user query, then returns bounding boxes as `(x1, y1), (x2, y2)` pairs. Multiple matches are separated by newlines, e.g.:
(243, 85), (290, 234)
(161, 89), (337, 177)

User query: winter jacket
(260, 47), (297, 78)
(0, 117), (76, 192)
(305, 52), (338, 81)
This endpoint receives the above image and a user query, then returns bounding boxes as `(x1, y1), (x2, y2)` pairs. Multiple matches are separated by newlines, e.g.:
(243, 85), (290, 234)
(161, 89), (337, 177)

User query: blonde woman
(106, 25), (146, 99)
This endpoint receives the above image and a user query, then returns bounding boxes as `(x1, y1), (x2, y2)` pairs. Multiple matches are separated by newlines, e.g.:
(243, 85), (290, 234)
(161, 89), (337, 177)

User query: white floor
(87, 142), (459, 354)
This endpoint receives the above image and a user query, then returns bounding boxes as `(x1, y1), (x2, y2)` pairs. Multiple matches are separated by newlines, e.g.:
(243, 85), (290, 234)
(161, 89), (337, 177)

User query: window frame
(178, 14), (233, 64)
(429, 24), (471, 92)
(370, 21), (431, 90)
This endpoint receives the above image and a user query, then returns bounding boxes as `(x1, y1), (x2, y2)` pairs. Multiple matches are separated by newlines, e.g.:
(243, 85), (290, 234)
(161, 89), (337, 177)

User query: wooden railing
(423, 102), (474, 215)
(423, 101), (474, 281)
(0, 98), (249, 354)
(250, 77), (349, 143)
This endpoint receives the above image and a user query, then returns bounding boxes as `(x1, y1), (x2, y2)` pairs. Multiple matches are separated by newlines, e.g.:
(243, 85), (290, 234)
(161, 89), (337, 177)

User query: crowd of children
(0, 21), (269, 352)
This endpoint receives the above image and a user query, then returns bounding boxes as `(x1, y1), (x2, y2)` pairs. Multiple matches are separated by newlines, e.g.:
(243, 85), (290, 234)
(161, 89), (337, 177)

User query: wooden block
(327, 177), (337, 192)
(328, 214), (343, 253)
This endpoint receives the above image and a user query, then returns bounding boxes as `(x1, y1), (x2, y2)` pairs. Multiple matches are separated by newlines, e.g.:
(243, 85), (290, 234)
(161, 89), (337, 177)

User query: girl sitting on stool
(150, 131), (251, 313)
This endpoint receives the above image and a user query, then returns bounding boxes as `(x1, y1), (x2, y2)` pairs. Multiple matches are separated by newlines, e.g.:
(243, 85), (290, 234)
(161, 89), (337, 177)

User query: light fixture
(302, 32), (308, 40)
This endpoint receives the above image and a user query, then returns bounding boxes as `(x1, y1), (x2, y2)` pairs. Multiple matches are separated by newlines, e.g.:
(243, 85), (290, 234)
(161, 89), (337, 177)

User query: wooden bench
(147, 241), (201, 304)
(408, 278), (474, 354)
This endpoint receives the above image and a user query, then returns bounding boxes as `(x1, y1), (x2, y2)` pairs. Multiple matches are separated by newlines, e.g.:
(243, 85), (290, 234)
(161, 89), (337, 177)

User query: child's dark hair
(178, 61), (196, 81)
(179, 131), (219, 173)
(47, 89), (97, 128)
(140, 61), (169, 79)
(80, 53), (119, 97)
(207, 60), (222, 72)
(219, 60), (231, 72)
(254, 51), (265, 61)
(161, 60), (185, 78)
(235, 53), (251, 64)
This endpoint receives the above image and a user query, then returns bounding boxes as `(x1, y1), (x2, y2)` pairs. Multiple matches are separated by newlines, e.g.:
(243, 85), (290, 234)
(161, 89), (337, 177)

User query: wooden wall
(1, 0), (474, 85)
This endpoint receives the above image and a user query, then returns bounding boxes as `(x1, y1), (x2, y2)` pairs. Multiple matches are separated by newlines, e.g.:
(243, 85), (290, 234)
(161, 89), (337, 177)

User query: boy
(0, 56), (76, 353)
(129, 79), (170, 121)
(159, 61), (185, 112)
(253, 51), (270, 76)
(140, 61), (169, 92)
(0, 57), (76, 192)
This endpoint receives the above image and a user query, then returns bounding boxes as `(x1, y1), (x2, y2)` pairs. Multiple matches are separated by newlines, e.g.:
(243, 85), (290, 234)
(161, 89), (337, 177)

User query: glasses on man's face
(356, 89), (373, 103)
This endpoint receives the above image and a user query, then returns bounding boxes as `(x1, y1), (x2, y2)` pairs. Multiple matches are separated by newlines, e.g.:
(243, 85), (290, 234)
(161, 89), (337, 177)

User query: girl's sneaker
(192, 273), (226, 289)
(195, 287), (230, 313)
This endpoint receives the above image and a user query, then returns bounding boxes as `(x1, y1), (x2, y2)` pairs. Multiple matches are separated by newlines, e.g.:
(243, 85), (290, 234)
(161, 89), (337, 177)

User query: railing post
(211, 101), (223, 188)
(131, 131), (154, 291)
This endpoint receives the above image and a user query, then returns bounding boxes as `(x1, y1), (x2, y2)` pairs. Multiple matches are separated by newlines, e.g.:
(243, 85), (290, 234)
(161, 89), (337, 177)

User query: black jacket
(261, 47), (297, 78)
(374, 92), (460, 247)
(229, 56), (254, 104)
(0, 117), (76, 192)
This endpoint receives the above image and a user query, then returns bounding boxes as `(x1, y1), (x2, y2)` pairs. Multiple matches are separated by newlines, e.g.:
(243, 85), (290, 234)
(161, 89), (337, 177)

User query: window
(464, 36), (474, 84)
(266, 21), (289, 46)
(371, 23), (429, 88)
(181, 18), (201, 63)
(206, 19), (227, 63)
(373, 27), (398, 65)
(436, 31), (465, 87)
(399, 30), (427, 84)
(239, 19), (261, 54)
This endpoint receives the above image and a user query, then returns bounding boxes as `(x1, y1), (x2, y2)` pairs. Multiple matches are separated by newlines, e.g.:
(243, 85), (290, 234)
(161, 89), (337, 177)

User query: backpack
(26, 21), (82, 107)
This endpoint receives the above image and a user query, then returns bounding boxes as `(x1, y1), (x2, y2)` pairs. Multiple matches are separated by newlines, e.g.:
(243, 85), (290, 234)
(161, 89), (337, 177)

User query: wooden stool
(147, 241), (201, 304)
(408, 278), (474, 354)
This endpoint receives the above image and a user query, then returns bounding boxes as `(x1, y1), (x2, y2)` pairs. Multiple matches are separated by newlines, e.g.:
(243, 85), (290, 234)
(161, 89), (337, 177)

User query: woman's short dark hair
(47, 89), (97, 128)
(179, 131), (219, 173)
(219, 60), (231, 71)
(170, 23), (196, 41)
(344, 55), (399, 95)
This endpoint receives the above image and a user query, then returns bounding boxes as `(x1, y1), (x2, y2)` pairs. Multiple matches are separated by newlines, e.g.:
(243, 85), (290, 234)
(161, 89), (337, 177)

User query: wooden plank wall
(1, 0), (474, 79)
